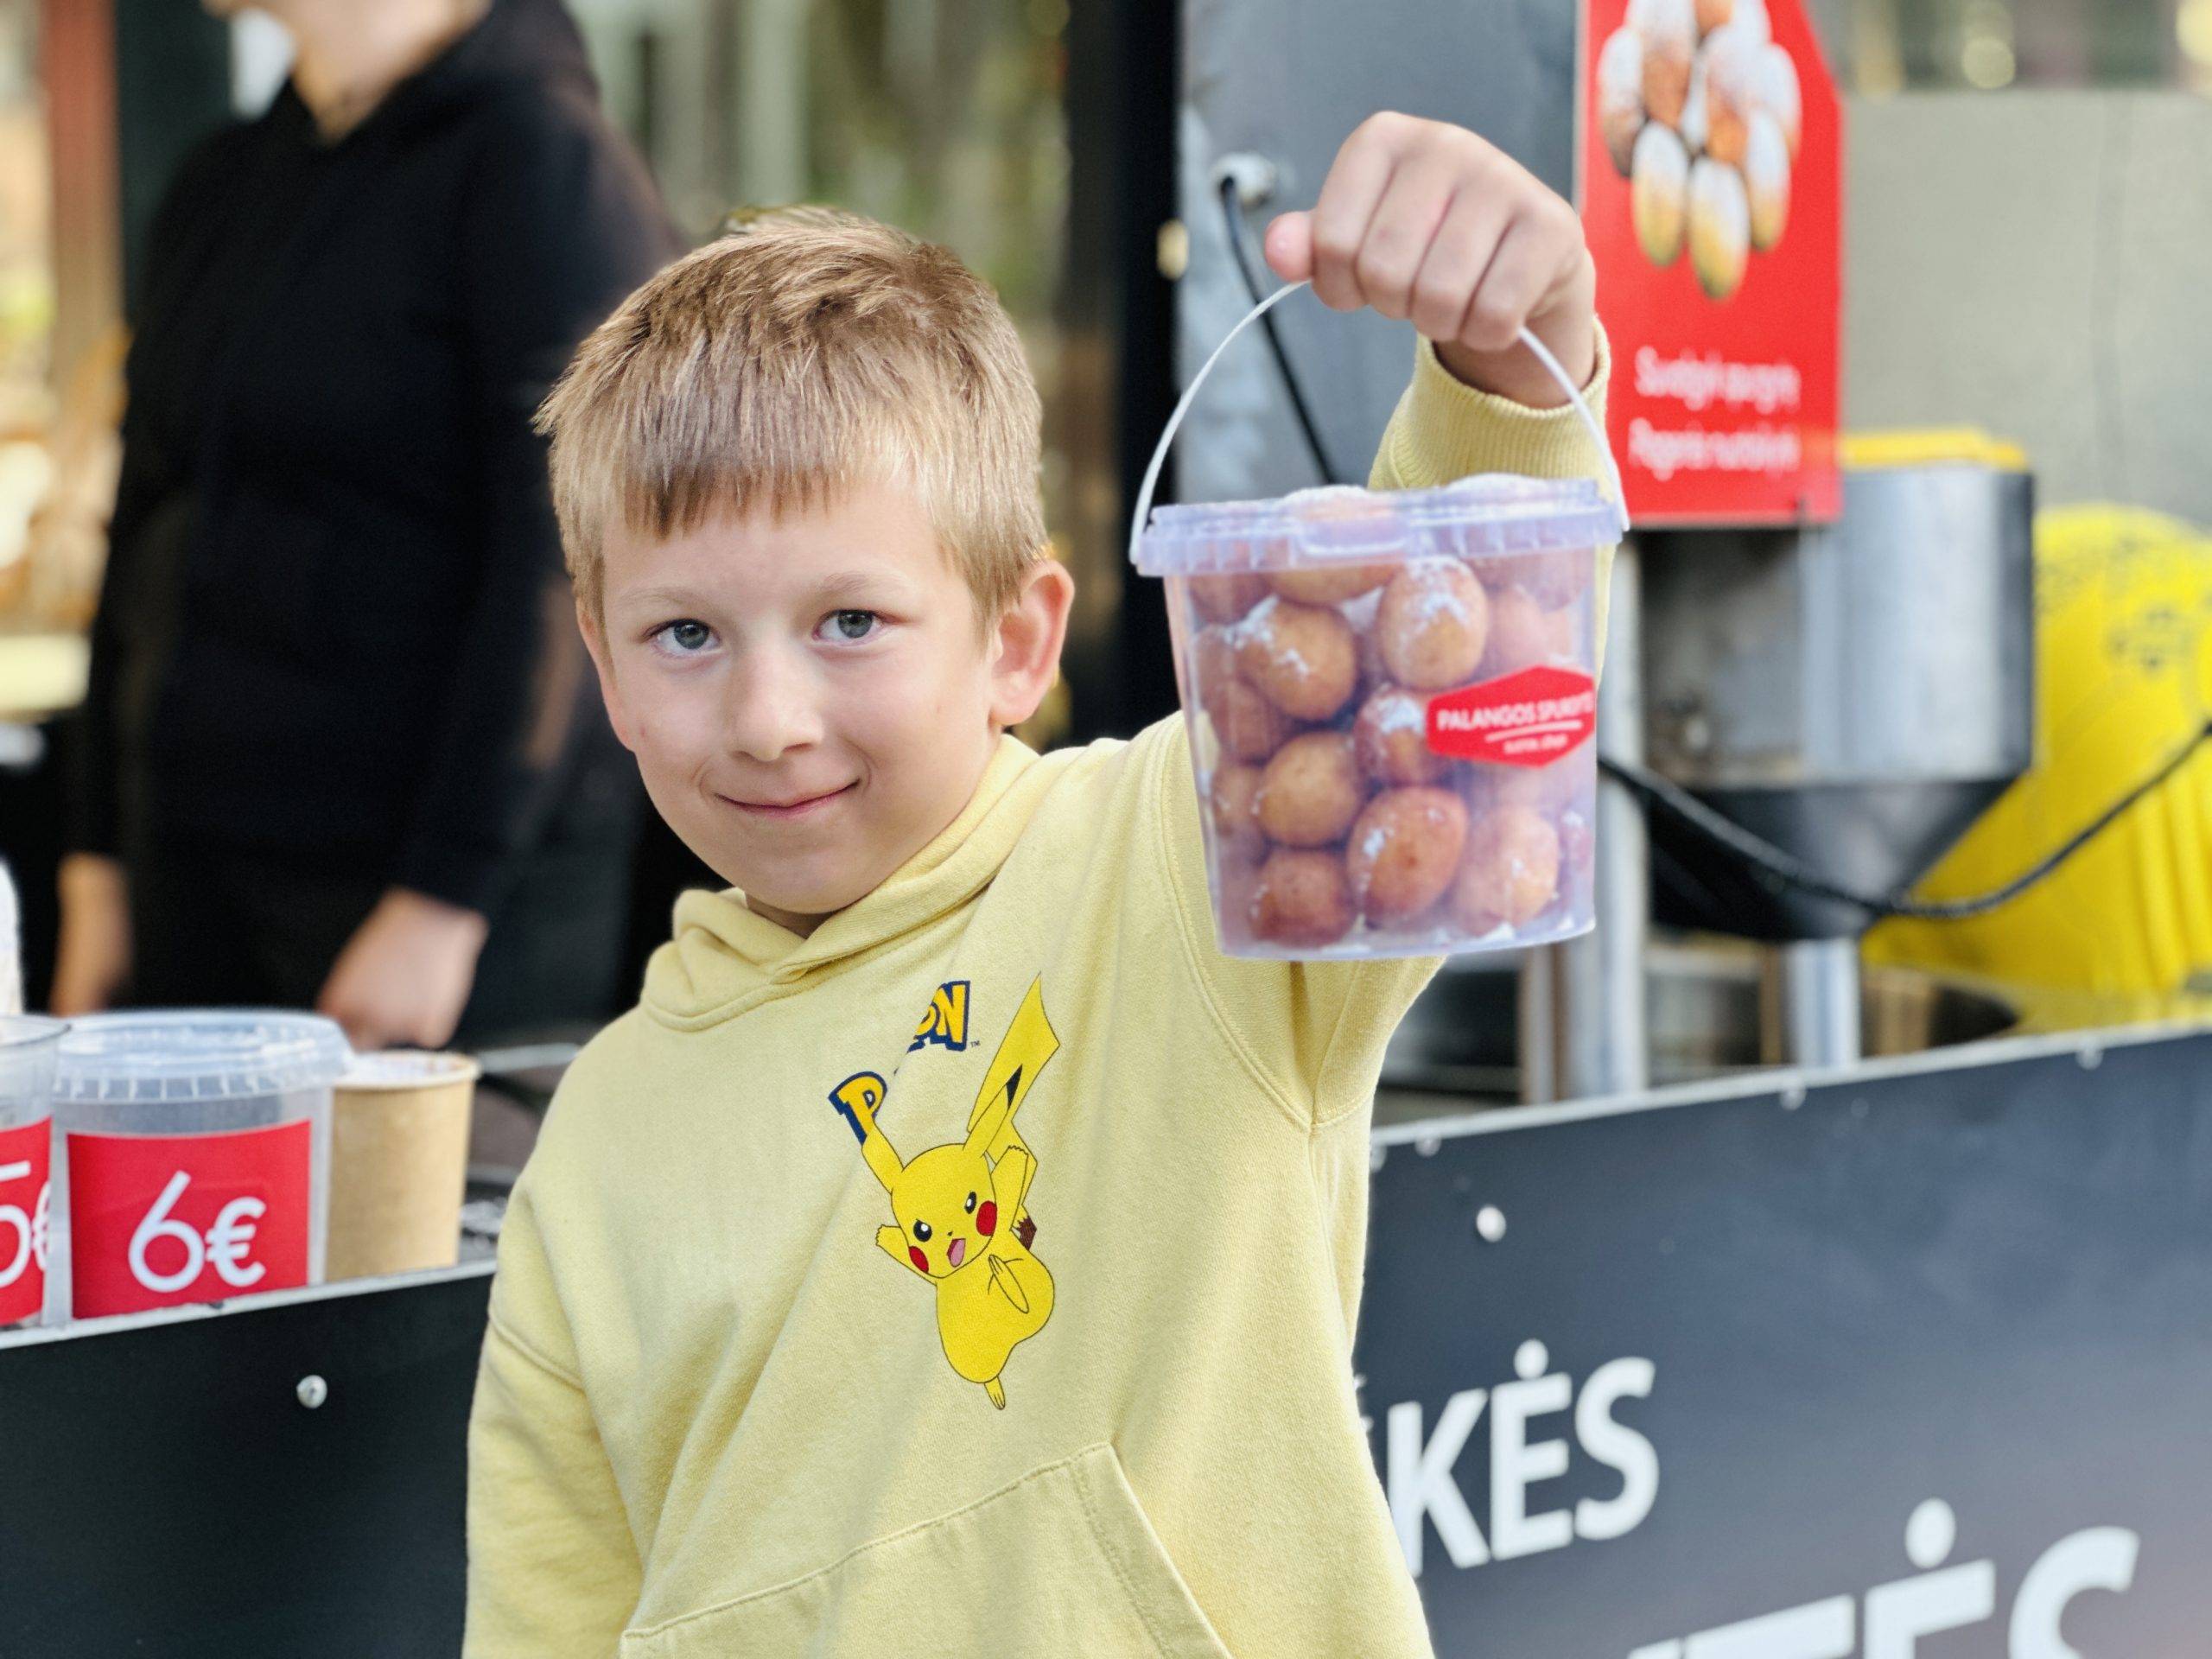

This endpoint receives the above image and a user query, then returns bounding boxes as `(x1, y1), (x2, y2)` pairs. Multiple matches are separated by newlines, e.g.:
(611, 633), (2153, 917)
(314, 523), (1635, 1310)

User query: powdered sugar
(1226, 594), (1281, 644)
(1371, 694), (1427, 735)
(1405, 582), (1472, 628)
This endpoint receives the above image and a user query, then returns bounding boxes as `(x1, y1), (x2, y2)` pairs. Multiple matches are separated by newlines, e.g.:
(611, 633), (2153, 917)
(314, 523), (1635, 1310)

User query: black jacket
(73, 0), (679, 914)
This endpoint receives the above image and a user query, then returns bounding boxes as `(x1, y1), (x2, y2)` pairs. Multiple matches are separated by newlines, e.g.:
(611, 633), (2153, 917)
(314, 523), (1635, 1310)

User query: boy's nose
(722, 646), (826, 763)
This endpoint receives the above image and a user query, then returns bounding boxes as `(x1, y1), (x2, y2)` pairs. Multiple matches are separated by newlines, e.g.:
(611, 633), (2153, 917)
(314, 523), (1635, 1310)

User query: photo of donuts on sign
(1579, 0), (1842, 525)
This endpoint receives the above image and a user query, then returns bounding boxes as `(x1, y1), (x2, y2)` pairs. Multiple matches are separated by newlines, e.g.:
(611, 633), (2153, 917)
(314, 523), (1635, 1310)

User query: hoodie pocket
(618, 1443), (1233, 1658)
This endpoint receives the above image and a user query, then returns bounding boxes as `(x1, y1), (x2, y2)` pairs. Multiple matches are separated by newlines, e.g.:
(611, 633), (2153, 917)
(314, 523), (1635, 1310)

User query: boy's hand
(1264, 113), (1597, 409)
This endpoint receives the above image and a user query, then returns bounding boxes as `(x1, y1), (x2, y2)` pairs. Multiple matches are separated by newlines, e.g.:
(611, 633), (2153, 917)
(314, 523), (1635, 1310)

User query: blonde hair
(541, 210), (1046, 622)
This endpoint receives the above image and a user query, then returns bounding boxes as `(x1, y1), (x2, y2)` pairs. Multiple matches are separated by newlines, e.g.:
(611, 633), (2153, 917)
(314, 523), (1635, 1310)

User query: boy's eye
(652, 619), (715, 654)
(821, 609), (880, 643)
(912, 1219), (932, 1242)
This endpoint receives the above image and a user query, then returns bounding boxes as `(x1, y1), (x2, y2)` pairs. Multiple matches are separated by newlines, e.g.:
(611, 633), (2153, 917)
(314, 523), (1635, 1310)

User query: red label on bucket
(68, 1121), (311, 1318)
(1427, 665), (1599, 768)
(0, 1117), (51, 1325)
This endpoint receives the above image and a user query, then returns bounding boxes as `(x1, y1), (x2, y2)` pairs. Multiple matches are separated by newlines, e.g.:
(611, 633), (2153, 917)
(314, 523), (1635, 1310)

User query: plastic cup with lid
(49, 1010), (353, 1322)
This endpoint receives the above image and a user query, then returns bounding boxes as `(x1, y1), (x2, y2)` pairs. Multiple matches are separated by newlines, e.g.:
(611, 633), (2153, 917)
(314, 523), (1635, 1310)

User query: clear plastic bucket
(1131, 283), (1626, 960)
(0, 1014), (64, 1328)
(50, 1011), (351, 1321)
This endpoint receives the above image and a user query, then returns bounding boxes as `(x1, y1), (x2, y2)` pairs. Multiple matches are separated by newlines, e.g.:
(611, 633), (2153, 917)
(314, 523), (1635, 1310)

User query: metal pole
(1522, 541), (1649, 1102)
(1775, 937), (1863, 1068)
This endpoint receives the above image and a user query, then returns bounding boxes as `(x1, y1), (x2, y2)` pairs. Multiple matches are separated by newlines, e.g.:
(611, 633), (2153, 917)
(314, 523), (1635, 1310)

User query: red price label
(0, 1116), (51, 1325)
(1427, 665), (1599, 768)
(67, 1121), (311, 1318)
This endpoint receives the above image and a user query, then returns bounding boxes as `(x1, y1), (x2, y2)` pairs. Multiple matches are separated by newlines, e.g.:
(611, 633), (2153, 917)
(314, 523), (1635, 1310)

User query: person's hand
(1263, 112), (1597, 409)
(51, 853), (131, 1015)
(316, 887), (488, 1052)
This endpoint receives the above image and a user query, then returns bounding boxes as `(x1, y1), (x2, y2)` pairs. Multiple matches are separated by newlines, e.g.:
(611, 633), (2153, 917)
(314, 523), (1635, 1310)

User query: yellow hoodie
(467, 334), (1612, 1658)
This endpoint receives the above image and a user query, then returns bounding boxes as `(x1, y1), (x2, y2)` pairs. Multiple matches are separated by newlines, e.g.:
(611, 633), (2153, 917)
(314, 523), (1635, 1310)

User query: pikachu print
(833, 978), (1059, 1409)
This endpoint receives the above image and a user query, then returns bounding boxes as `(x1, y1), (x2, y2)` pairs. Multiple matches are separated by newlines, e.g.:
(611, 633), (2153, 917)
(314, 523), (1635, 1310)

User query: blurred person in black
(50, 0), (680, 1049)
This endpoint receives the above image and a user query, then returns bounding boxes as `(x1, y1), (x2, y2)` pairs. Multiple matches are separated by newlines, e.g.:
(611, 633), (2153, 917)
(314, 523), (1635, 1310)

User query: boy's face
(584, 482), (1067, 936)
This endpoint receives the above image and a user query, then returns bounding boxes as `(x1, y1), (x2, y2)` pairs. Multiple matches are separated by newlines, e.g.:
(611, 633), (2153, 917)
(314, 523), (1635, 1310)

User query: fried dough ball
(1598, 27), (1647, 177)
(1186, 572), (1271, 624)
(1701, 22), (1761, 166)
(1689, 156), (1751, 302)
(1250, 849), (1355, 948)
(1267, 562), (1393, 607)
(1449, 805), (1563, 933)
(1631, 124), (1690, 269)
(1256, 731), (1369, 848)
(1630, 0), (1694, 126)
(1347, 787), (1470, 926)
(1353, 685), (1450, 786)
(1376, 559), (1490, 690)
(1479, 586), (1574, 678)
(1233, 595), (1360, 721)
(1210, 762), (1268, 853)
(1192, 626), (1299, 762)
(1211, 678), (1300, 763)
(1474, 747), (1595, 817)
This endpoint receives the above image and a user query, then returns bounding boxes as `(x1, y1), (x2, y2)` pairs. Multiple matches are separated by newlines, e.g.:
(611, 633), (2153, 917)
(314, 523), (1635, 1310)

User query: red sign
(0, 1117), (50, 1325)
(67, 1121), (312, 1318)
(1580, 0), (1842, 524)
(1427, 665), (1599, 767)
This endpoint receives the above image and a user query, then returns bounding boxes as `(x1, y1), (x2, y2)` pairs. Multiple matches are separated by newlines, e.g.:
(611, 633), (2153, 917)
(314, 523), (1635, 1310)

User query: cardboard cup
(327, 1051), (480, 1281)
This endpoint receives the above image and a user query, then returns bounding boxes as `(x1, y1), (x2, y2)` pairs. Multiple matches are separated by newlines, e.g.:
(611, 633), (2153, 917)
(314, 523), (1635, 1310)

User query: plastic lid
(1134, 475), (1618, 577)
(0, 1014), (65, 1052)
(52, 1010), (353, 1104)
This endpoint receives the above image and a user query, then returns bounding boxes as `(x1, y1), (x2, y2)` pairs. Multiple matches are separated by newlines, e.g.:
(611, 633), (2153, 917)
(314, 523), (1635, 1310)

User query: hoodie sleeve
(392, 91), (677, 914)
(1160, 327), (1613, 1130)
(467, 1177), (641, 1657)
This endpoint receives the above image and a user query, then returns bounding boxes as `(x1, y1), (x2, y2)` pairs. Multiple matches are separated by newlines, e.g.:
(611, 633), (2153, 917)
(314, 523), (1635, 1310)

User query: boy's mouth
(721, 782), (856, 821)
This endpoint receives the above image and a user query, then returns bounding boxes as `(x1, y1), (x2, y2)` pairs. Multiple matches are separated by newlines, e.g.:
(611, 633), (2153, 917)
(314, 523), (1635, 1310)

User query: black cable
(1211, 169), (2208, 925)
(1601, 719), (2212, 921)
(1216, 175), (1348, 486)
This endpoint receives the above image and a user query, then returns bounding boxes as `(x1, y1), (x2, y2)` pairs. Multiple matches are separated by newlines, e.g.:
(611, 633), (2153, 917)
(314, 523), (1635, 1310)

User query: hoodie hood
(643, 736), (1076, 1028)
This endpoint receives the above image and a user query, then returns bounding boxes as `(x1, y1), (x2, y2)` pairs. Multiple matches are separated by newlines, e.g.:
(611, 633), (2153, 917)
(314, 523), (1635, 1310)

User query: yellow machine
(1867, 503), (2212, 995)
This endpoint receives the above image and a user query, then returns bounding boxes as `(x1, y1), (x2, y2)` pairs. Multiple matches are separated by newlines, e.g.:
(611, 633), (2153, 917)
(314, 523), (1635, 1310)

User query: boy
(468, 112), (1610, 1656)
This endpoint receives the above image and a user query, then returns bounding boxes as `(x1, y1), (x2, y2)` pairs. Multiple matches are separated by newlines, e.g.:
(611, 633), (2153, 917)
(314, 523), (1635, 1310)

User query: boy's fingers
(1459, 216), (1554, 353)
(1408, 189), (1511, 345)
(1262, 212), (1315, 284)
(1352, 156), (1461, 323)
(1306, 122), (1402, 310)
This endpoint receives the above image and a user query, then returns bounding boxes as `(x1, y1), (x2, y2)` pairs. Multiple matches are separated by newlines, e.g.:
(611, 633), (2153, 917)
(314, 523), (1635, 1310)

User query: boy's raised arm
(466, 1183), (640, 1656)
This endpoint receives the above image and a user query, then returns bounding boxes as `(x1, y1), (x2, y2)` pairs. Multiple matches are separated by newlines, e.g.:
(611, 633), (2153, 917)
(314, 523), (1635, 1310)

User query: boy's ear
(576, 599), (639, 754)
(988, 554), (1075, 732)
